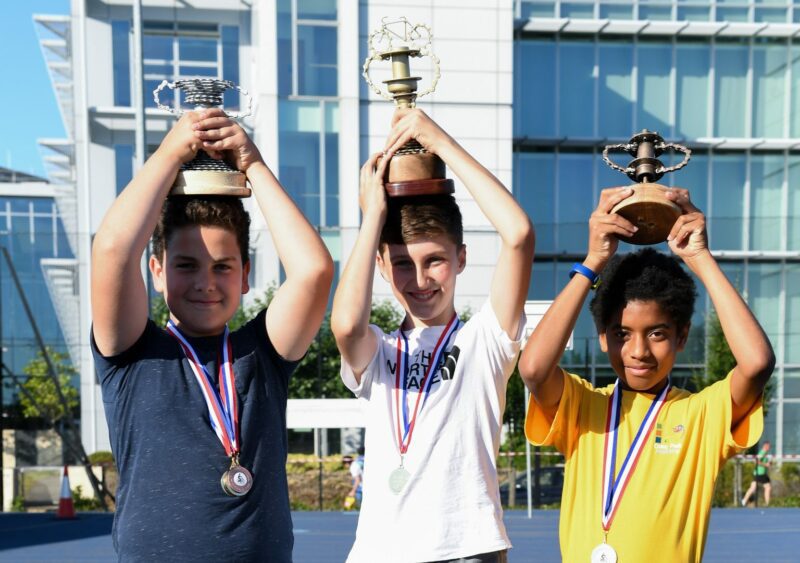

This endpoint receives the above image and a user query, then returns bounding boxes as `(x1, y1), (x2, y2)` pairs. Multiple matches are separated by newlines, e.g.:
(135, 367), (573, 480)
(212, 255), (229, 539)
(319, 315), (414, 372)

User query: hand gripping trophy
(363, 17), (454, 197)
(603, 130), (692, 245)
(154, 78), (253, 197)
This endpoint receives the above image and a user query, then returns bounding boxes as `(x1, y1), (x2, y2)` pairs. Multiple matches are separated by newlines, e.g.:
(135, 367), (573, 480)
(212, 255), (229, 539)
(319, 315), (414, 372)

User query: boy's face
(376, 234), (466, 329)
(598, 300), (688, 393)
(150, 225), (250, 337)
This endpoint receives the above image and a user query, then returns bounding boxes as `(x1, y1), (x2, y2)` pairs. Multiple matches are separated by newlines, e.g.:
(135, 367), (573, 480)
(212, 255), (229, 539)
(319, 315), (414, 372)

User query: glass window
(114, 145), (134, 196)
(676, 44), (710, 139)
(790, 46), (800, 137)
(529, 259), (556, 301)
(669, 152), (709, 214)
(783, 403), (800, 455)
(515, 153), (556, 253)
(277, 0), (293, 97)
(278, 100), (339, 227)
(714, 43), (749, 138)
(112, 20), (131, 107)
(298, 0), (337, 20)
(637, 43), (672, 135)
(755, 7), (788, 23)
(639, 5), (672, 21)
(297, 24), (337, 96)
(222, 26), (239, 109)
(559, 42), (595, 138)
(752, 42), (787, 138)
(678, 6), (711, 21)
(178, 37), (217, 63)
(515, 41), (556, 138)
(785, 370), (800, 399)
(710, 153), (746, 250)
(789, 156), (800, 250)
(749, 154), (784, 251)
(787, 266), (800, 364)
(748, 262), (782, 351)
(717, 7), (750, 22)
(598, 42), (634, 139)
(600, 4), (633, 19)
(560, 2), (594, 18)
(557, 153), (594, 252)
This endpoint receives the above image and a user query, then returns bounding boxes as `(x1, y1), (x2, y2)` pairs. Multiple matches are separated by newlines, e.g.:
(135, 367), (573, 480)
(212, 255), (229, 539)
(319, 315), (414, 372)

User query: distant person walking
(344, 448), (365, 510)
(742, 441), (772, 507)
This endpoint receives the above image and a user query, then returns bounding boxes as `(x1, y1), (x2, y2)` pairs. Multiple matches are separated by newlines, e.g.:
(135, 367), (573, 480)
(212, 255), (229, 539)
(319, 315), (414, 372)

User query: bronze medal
(221, 462), (253, 497)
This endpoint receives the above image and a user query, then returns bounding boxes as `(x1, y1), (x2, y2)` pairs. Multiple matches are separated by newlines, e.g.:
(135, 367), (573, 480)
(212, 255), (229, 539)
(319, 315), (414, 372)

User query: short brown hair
(151, 196), (251, 264)
(379, 194), (463, 249)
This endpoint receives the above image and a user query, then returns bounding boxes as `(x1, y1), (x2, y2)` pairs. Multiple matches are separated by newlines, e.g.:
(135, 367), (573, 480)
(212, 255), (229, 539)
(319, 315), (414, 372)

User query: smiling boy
(519, 187), (774, 562)
(91, 109), (333, 561)
(331, 109), (534, 562)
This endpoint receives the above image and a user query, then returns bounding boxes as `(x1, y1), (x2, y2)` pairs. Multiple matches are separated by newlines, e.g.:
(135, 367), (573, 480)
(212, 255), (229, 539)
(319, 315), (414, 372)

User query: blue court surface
(0, 508), (798, 562)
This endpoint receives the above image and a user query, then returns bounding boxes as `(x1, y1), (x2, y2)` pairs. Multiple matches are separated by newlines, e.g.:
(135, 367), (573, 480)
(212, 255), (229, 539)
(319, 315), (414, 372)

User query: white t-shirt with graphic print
(341, 300), (523, 563)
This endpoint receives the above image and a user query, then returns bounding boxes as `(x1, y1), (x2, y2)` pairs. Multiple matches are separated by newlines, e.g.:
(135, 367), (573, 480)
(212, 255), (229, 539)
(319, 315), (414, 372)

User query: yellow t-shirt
(525, 370), (762, 563)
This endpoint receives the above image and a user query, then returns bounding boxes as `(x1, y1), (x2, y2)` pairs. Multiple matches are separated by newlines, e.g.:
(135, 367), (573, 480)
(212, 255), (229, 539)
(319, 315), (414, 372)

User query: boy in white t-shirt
(331, 109), (535, 562)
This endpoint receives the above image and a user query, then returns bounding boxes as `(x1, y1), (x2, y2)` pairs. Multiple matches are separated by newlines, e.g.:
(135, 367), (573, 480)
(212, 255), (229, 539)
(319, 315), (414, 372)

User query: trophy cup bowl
(364, 19), (454, 197)
(154, 78), (253, 198)
(603, 130), (691, 245)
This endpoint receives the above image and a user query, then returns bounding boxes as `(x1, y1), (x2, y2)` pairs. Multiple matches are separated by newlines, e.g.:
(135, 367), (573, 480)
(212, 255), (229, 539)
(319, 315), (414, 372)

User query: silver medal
(590, 543), (617, 563)
(388, 466), (410, 494)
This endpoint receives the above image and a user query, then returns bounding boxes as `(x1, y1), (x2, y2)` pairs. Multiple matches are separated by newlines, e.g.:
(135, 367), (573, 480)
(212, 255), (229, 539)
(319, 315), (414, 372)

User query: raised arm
(198, 118), (334, 361)
(330, 153), (390, 383)
(666, 189), (775, 428)
(383, 109), (534, 338)
(519, 187), (638, 419)
(91, 110), (216, 356)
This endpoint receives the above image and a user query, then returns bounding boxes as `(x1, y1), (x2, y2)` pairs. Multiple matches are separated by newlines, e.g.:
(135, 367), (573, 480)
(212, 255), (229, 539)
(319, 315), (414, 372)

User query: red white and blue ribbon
(166, 321), (239, 457)
(394, 314), (460, 454)
(601, 378), (671, 531)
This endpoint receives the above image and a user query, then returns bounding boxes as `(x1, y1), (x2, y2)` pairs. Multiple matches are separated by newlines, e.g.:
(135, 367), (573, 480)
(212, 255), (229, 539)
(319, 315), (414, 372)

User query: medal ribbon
(394, 313), (460, 455)
(601, 378), (670, 531)
(166, 321), (239, 457)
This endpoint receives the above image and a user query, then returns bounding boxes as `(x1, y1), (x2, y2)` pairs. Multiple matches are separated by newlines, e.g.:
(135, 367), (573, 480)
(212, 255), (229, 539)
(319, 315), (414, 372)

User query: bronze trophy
(602, 130), (692, 245)
(154, 78), (253, 197)
(363, 17), (454, 197)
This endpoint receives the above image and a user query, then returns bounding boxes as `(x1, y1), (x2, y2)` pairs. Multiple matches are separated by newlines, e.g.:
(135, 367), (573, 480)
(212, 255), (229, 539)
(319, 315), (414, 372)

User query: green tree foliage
(19, 349), (79, 422)
(692, 309), (773, 416)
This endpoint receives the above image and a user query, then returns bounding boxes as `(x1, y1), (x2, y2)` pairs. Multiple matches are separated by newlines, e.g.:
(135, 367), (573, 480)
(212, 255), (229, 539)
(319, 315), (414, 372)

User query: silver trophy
(154, 78), (253, 197)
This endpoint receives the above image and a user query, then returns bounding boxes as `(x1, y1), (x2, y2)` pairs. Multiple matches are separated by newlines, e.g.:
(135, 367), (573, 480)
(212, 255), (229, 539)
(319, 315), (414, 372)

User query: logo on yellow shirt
(653, 422), (684, 454)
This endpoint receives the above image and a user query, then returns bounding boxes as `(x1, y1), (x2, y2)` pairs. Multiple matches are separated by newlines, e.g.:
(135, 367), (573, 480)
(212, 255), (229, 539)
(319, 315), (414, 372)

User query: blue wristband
(569, 263), (600, 290)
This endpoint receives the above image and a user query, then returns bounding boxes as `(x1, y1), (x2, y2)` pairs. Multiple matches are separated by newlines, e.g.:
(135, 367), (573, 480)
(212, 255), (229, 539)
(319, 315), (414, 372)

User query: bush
(88, 451), (115, 465)
(72, 485), (104, 511)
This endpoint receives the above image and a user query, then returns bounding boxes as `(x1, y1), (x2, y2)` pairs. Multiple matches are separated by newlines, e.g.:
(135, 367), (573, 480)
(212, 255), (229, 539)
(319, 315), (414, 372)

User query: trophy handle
(362, 20), (441, 105)
(152, 80), (253, 118)
(603, 141), (692, 182)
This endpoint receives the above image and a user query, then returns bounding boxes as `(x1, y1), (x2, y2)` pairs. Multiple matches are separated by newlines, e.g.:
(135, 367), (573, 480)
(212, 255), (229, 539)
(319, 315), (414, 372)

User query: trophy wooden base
(610, 182), (681, 245)
(385, 178), (455, 197)
(170, 170), (252, 198)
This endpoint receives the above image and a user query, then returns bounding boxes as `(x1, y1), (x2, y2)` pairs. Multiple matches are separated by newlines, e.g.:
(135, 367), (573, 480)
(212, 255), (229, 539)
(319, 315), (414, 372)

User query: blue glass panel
(179, 37), (217, 63)
(717, 7), (750, 22)
(752, 43), (787, 138)
(560, 2), (594, 18)
(791, 47), (800, 137)
(637, 43), (672, 135)
(787, 265), (800, 364)
(755, 8), (788, 23)
(279, 100), (322, 225)
(789, 156), (800, 250)
(710, 153), (745, 250)
(714, 44), (749, 137)
(112, 20), (131, 107)
(748, 262), (781, 351)
(515, 153), (555, 253)
(522, 1), (556, 18)
(678, 7), (712, 21)
(298, 0), (337, 20)
(325, 130), (339, 227)
(668, 152), (709, 214)
(676, 44), (710, 139)
(298, 25), (337, 96)
(559, 42), (595, 138)
(600, 4), (633, 19)
(179, 66), (217, 78)
(222, 26), (240, 109)
(598, 42), (633, 139)
(515, 41), (556, 138)
(529, 260), (555, 301)
(786, 370), (800, 399)
(115, 145), (134, 195)
(277, 0), (293, 97)
(749, 154), (784, 251)
(784, 404), (800, 455)
(557, 153), (595, 253)
(143, 35), (172, 61)
(639, 6), (672, 21)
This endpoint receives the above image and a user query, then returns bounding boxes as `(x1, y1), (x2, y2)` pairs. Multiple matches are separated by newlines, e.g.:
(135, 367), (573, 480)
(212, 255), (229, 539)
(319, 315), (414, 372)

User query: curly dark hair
(589, 248), (696, 331)
(151, 196), (250, 265)
(379, 194), (463, 249)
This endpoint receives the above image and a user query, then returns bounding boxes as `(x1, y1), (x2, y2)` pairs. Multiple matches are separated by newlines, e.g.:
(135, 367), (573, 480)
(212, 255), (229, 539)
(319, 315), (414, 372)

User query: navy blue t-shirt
(92, 310), (297, 562)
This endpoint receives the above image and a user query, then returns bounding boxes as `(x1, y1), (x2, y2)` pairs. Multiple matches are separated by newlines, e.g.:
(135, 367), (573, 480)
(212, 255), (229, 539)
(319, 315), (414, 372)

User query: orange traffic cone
(56, 465), (76, 519)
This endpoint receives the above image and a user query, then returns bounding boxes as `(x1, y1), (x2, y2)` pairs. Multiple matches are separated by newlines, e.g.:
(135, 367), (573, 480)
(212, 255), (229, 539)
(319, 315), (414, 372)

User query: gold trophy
(154, 78), (253, 197)
(602, 131), (692, 245)
(363, 17), (454, 197)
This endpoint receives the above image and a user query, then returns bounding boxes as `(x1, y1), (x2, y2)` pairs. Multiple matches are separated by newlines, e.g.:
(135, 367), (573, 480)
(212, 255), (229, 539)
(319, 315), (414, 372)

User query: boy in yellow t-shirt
(519, 187), (774, 562)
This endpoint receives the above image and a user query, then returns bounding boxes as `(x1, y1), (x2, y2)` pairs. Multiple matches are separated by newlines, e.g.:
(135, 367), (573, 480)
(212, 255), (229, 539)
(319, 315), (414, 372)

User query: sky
(0, 0), (70, 179)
